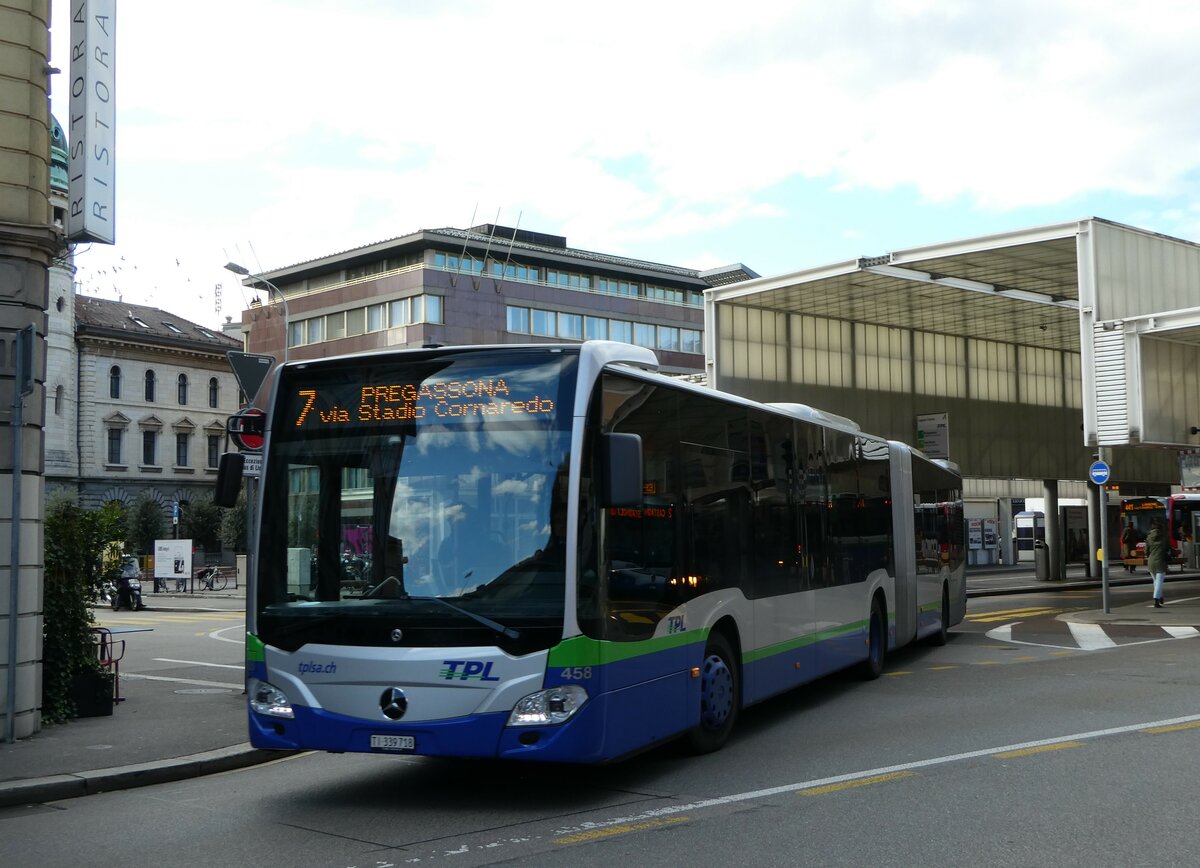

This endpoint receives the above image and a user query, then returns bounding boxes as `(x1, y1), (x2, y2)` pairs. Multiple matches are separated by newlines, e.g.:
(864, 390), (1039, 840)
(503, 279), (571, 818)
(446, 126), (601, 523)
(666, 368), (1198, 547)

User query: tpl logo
(439, 660), (500, 681)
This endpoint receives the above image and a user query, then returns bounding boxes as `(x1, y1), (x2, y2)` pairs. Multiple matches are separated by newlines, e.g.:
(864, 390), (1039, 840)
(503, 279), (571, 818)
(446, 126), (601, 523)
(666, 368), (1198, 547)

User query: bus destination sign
(292, 378), (556, 428)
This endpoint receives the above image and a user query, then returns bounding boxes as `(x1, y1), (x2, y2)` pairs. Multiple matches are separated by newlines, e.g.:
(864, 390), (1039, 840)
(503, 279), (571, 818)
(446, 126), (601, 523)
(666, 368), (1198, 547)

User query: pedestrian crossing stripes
(986, 619), (1199, 650)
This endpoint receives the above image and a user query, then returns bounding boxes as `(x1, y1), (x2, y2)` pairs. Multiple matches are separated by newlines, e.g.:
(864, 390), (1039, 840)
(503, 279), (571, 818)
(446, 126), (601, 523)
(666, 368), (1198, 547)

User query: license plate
(370, 734), (415, 751)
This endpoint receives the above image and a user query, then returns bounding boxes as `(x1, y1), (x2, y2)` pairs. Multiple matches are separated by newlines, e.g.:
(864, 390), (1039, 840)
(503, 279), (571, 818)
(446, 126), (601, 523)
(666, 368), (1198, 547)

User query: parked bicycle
(196, 565), (228, 592)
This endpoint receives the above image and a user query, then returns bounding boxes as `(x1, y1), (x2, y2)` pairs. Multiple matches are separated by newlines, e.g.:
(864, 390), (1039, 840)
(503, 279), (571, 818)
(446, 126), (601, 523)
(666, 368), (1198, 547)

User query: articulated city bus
(217, 341), (965, 763)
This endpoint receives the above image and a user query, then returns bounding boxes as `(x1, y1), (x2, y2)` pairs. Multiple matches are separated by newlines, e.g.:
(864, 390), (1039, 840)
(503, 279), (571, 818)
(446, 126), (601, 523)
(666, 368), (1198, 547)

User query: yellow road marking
(928, 665), (958, 670)
(1141, 721), (1200, 735)
(800, 771), (916, 796)
(555, 817), (689, 844)
(972, 661), (1001, 665)
(993, 741), (1083, 759)
(969, 610), (1060, 623)
(884, 671), (912, 677)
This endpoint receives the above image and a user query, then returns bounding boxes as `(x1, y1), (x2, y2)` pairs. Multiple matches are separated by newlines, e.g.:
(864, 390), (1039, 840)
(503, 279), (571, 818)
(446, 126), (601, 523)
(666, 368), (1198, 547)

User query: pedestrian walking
(1146, 517), (1167, 608)
(1121, 522), (1138, 573)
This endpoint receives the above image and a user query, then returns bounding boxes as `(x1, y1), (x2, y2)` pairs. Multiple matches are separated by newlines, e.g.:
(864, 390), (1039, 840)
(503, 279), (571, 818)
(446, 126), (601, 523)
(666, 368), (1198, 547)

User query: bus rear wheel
(688, 632), (739, 754)
(925, 585), (950, 646)
(860, 598), (886, 680)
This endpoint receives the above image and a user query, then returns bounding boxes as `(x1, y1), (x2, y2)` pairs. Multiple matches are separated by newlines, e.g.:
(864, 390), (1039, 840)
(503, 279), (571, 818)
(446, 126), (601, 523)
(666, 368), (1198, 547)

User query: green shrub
(42, 495), (124, 722)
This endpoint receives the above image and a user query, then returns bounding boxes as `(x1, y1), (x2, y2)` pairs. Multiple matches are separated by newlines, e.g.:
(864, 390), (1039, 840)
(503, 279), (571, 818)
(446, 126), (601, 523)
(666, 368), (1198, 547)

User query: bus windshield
(255, 349), (578, 654)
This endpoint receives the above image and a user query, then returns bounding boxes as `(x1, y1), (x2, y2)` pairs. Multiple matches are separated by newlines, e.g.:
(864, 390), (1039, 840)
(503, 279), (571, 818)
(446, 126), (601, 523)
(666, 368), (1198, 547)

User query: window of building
(547, 269), (591, 290)
(531, 309), (556, 337)
(107, 428), (123, 465)
(584, 316), (608, 340)
(143, 430), (158, 466)
(491, 261), (539, 282)
(425, 295), (443, 324)
(366, 303), (386, 332)
(557, 312), (583, 340)
(306, 317), (324, 344)
(507, 306), (530, 334)
(177, 374), (189, 405)
(176, 432), (190, 467)
(54, 384), (64, 415)
(207, 434), (221, 469)
(634, 323), (656, 349)
(162, 322), (184, 334)
(389, 298), (411, 326)
(681, 328), (702, 354)
(609, 320), (632, 344)
(597, 278), (637, 297)
(346, 307), (365, 337)
(288, 321), (304, 348)
(326, 311), (346, 340)
(109, 365), (121, 399)
(208, 377), (219, 408)
(656, 326), (680, 352)
(144, 370), (156, 402)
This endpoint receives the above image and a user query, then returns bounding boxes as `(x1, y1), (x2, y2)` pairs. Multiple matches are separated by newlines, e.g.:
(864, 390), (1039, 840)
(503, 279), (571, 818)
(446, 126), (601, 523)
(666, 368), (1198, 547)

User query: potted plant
(42, 495), (125, 722)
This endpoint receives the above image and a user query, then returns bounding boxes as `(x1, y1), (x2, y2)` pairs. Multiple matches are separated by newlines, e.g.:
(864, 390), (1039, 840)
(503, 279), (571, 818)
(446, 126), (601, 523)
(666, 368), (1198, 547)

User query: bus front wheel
(688, 632), (739, 754)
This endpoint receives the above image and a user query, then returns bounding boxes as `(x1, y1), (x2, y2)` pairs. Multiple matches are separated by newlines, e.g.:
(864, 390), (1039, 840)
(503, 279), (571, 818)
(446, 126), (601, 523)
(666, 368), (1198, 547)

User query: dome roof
(49, 114), (68, 194)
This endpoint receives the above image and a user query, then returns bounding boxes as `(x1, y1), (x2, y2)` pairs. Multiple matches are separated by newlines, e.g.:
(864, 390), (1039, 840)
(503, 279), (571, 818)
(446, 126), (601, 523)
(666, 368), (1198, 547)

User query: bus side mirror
(215, 452), (245, 507)
(601, 432), (642, 507)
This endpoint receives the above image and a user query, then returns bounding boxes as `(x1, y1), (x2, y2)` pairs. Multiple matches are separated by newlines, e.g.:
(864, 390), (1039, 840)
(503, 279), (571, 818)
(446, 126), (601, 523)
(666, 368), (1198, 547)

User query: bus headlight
(249, 679), (295, 719)
(507, 684), (588, 726)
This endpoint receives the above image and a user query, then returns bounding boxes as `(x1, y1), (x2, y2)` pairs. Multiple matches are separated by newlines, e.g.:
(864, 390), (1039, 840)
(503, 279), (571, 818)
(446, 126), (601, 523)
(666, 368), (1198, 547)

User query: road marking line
(928, 666), (958, 670)
(1068, 622), (1117, 649)
(884, 671), (912, 677)
(799, 771), (916, 796)
(551, 712), (1200, 839)
(122, 673), (242, 689)
(1163, 626), (1200, 638)
(993, 741), (1084, 759)
(1141, 721), (1200, 735)
(154, 658), (242, 670)
(555, 817), (689, 844)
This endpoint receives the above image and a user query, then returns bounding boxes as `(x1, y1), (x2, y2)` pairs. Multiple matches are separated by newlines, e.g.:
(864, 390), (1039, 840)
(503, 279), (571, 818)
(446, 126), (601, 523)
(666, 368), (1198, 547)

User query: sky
(48, 0), (1200, 330)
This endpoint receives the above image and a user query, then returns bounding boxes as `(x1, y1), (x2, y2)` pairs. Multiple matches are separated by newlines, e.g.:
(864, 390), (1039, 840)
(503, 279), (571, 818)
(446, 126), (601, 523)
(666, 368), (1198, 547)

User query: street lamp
(224, 261), (290, 363)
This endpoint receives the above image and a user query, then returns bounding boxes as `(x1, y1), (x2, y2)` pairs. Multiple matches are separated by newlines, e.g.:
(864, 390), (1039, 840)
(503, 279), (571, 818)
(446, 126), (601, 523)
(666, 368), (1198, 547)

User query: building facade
(45, 296), (243, 514)
(239, 224), (756, 372)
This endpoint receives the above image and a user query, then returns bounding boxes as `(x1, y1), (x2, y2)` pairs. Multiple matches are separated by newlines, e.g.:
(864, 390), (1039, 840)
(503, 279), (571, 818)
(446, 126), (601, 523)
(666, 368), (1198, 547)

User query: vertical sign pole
(1099, 448), (1111, 615)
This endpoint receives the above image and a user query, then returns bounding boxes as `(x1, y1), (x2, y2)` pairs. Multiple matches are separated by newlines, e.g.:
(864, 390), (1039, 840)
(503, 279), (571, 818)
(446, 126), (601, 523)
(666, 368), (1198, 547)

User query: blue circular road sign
(1089, 461), (1111, 485)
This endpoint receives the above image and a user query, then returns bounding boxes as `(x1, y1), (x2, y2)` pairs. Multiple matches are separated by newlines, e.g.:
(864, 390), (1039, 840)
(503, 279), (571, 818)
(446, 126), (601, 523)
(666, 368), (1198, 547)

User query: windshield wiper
(408, 595), (521, 640)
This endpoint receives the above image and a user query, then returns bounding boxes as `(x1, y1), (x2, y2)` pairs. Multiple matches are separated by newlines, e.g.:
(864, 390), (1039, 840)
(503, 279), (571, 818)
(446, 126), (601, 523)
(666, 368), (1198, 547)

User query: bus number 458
(560, 667), (593, 680)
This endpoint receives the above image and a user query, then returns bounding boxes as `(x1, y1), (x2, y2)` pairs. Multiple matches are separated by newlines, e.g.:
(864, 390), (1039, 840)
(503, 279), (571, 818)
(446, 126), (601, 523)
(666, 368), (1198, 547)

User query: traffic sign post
(1091, 457), (1112, 614)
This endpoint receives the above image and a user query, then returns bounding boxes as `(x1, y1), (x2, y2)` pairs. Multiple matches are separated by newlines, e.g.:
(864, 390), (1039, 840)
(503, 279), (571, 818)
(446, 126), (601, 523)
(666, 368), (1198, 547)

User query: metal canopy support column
(1043, 480), (1061, 580)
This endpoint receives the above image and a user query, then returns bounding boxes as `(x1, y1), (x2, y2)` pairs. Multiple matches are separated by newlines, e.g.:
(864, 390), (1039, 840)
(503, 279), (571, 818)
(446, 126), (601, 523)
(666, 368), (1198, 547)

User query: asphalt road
(3, 589), (1199, 867)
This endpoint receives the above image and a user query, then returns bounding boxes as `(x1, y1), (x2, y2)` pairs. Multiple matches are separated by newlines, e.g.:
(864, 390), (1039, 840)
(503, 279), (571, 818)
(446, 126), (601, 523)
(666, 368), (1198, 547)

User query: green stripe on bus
(246, 633), (265, 663)
(549, 630), (705, 667)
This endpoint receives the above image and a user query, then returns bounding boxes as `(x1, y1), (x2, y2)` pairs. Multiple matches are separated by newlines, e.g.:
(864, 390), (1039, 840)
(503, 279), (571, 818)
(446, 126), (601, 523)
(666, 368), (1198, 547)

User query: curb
(0, 744), (287, 809)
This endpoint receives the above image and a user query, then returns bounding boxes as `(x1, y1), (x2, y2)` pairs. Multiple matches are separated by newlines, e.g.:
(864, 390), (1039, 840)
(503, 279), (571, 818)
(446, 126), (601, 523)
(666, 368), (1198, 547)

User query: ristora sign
(67, 0), (117, 244)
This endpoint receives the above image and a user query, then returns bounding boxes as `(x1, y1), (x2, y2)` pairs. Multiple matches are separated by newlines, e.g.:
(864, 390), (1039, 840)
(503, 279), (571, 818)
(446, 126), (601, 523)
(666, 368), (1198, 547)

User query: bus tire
(860, 597), (886, 680)
(688, 632), (739, 754)
(925, 585), (950, 646)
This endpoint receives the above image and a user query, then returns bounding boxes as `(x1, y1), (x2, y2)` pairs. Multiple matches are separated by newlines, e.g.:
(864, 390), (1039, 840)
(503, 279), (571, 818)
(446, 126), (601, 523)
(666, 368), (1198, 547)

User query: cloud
(50, 0), (1200, 327)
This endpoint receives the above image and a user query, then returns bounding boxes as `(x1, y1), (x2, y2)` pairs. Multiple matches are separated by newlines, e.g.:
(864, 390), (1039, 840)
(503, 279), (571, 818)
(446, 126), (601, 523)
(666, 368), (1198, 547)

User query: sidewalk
(0, 585), (279, 808)
(3, 568), (1199, 809)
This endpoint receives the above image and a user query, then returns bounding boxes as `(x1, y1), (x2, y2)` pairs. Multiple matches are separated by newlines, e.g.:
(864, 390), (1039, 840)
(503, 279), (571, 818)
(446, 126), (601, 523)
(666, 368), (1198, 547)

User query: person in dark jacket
(1145, 518), (1167, 608)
